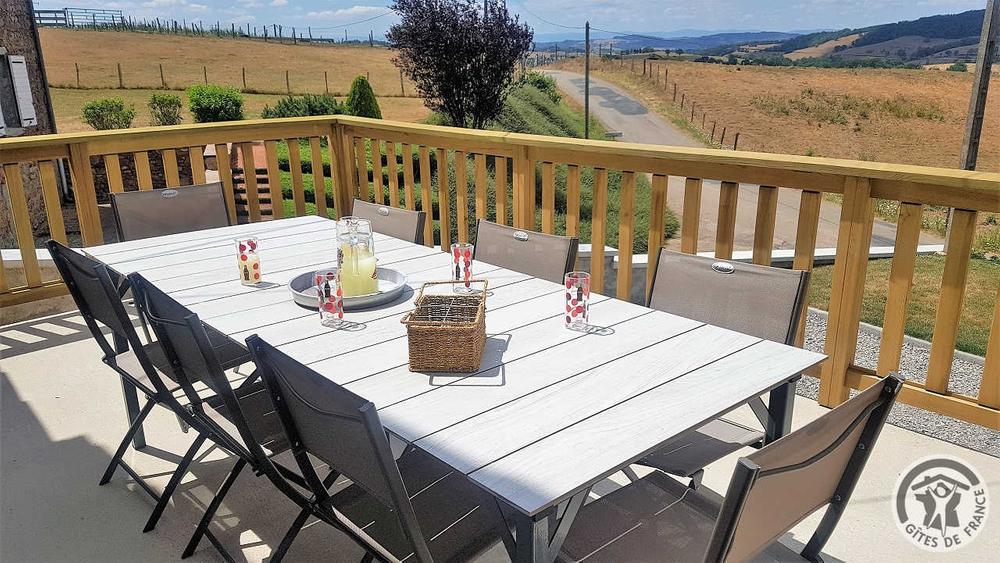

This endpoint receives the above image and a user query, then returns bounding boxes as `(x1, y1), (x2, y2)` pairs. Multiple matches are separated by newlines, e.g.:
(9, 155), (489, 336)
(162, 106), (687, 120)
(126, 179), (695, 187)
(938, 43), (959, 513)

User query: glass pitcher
(336, 216), (378, 297)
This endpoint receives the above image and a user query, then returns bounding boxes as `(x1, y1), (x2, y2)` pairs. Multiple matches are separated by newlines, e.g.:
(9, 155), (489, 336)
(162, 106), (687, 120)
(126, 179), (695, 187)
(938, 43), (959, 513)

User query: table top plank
(468, 340), (825, 515)
(412, 324), (757, 474)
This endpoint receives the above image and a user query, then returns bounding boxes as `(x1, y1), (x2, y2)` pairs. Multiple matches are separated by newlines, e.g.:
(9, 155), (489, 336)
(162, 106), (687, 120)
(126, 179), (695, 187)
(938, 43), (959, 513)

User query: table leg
(120, 377), (146, 449)
(765, 378), (797, 444)
(512, 489), (588, 563)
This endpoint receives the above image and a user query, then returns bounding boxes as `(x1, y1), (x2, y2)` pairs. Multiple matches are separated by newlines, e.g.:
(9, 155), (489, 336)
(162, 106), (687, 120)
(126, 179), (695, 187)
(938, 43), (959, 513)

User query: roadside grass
(809, 255), (1000, 356)
(273, 83), (678, 251)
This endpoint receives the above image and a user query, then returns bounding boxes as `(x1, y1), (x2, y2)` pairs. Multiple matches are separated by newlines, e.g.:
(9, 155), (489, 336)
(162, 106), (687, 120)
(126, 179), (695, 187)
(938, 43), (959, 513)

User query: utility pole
(584, 21), (590, 140)
(960, 0), (998, 171)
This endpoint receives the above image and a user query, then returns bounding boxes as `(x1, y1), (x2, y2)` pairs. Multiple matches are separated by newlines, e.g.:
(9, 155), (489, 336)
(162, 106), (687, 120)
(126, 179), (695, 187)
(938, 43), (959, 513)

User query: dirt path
(545, 70), (942, 251)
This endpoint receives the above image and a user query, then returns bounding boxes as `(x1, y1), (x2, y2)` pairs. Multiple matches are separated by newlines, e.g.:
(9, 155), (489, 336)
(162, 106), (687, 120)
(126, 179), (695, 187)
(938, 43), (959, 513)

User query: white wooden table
(85, 216), (826, 562)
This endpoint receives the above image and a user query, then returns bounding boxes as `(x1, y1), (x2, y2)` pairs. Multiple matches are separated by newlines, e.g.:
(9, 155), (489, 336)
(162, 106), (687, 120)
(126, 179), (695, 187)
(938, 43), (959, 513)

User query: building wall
(1, 0), (56, 135)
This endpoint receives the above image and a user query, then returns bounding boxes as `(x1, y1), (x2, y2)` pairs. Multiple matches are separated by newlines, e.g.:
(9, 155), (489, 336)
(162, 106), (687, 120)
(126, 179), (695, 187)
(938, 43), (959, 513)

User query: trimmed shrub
(81, 98), (135, 130)
(187, 84), (244, 123)
(345, 75), (382, 118)
(520, 71), (560, 102)
(261, 94), (343, 118)
(946, 61), (968, 72)
(148, 93), (183, 126)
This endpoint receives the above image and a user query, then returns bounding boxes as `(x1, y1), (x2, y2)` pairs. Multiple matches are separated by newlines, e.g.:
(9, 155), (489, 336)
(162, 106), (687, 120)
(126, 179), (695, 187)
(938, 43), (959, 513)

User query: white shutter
(8, 56), (37, 127)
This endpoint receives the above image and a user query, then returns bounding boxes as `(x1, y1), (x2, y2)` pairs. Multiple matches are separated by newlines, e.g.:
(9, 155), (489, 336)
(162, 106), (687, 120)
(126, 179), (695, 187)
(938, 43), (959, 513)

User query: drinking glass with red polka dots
(450, 242), (475, 294)
(235, 237), (261, 286)
(315, 269), (345, 328)
(564, 271), (590, 329)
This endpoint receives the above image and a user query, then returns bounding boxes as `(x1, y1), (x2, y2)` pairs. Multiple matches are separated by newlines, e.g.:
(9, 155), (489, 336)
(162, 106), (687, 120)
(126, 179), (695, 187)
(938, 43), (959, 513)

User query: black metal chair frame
(705, 375), (903, 562)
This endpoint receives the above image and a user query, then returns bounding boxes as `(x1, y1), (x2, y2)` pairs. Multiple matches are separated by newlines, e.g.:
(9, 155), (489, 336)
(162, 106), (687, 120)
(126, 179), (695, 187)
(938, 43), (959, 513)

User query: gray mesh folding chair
(246, 335), (513, 562)
(473, 220), (579, 284)
(636, 249), (810, 488)
(45, 241), (249, 537)
(110, 182), (231, 241)
(559, 375), (903, 562)
(351, 198), (427, 244)
(127, 273), (307, 560)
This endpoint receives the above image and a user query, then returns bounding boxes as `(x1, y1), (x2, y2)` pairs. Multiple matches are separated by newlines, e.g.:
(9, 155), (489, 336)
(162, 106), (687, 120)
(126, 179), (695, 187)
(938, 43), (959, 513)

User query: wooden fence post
(324, 71), (329, 94)
(733, 132), (740, 150)
(242, 67), (246, 90)
(203, 66), (207, 83)
(820, 177), (874, 407)
(286, 70), (291, 93)
(400, 70), (405, 95)
(117, 62), (123, 88)
(672, 83), (677, 101)
(75, 62), (80, 87)
(159, 63), (166, 88)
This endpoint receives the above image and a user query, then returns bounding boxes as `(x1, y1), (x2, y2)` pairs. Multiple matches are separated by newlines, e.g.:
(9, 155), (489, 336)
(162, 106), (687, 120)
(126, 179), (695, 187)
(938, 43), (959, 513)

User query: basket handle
(413, 279), (489, 302)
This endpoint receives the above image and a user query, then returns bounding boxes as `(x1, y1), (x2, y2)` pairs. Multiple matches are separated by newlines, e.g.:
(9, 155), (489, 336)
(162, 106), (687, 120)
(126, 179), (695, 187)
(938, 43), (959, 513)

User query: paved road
(545, 70), (941, 251)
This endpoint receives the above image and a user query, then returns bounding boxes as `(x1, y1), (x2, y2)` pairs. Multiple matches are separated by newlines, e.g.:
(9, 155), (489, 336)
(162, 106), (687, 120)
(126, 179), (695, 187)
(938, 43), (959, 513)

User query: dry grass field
(552, 58), (1000, 171)
(786, 33), (862, 60)
(39, 28), (416, 96)
(49, 88), (430, 133)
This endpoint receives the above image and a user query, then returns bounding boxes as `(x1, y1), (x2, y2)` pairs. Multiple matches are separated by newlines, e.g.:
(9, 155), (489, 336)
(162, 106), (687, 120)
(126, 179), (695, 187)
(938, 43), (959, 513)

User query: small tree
(345, 75), (382, 118)
(947, 61), (968, 72)
(187, 84), (244, 123)
(388, 0), (532, 129)
(81, 98), (135, 130)
(148, 93), (183, 126)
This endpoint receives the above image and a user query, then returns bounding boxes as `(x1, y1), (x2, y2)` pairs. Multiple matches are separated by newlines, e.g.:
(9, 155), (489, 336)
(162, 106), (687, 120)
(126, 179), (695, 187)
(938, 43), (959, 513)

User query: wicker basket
(400, 280), (488, 373)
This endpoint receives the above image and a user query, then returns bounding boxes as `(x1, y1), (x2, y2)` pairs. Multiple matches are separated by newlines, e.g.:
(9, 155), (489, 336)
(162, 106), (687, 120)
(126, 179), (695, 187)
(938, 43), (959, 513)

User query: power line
(518, 6), (585, 30)
(309, 10), (394, 31)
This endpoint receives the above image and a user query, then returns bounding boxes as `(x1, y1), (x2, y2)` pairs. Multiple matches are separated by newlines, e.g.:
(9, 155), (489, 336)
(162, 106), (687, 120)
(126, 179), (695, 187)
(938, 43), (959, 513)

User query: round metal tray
(289, 267), (408, 310)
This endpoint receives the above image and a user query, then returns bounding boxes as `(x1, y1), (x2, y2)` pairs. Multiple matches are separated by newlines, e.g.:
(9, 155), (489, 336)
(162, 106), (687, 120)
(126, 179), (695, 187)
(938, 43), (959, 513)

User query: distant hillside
(536, 31), (798, 53)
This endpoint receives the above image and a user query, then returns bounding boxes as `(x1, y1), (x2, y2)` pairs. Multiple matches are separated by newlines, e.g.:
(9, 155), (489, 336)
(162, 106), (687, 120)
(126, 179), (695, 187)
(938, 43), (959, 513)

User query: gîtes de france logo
(893, 455), (989, 552)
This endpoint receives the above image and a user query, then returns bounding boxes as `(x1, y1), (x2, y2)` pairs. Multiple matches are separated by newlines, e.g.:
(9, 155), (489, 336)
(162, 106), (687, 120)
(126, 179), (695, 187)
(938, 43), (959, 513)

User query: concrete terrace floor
(2, 310), (999, 562)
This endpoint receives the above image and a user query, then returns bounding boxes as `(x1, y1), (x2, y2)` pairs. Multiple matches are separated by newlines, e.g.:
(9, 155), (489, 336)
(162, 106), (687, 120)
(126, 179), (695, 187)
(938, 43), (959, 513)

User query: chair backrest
(648, 249), (809, 345)
(246, 335), (435, 562)
(110, 182), (230, 241)
(705, 375), (903, 562)
(351, 199), (426, 244)
(473, 220), (579, 284)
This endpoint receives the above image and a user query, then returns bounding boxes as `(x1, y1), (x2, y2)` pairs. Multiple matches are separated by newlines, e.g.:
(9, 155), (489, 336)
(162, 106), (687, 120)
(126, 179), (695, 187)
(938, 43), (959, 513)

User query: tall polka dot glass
(235, 237), (261, 286)
(565, 271), (590, 329)
(451, 242), (474, 294)
(315, 269), (345, 328)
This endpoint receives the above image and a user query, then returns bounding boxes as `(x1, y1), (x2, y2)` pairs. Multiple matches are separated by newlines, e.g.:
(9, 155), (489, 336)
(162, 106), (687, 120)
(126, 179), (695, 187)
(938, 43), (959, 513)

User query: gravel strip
(800, 309), (999, 458)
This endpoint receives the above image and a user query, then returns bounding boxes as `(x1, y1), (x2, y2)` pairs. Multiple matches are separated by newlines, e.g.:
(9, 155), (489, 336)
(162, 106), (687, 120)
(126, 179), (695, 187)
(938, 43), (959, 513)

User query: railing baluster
(820, 177), (874, 407)
(104, 154), (124, 193)
(354, 137), (369, 202)
(512, 147), (533, 230)
(2, 164), (42, 286)
(565, 165), (580, 239)
(927, 208), (977, 394)
(419, 146), (434, 247)
(162, 149), (180, 187)
(617, 171), (637, 301)
(541, 162), (555, 234)
(39, 161), (67, 244)
(681, 177), (702, 254)
(752, 185), (778, 266)
(437, 148), (452, 250)
(646, 174), (668, 301)
(189, 145), (207, 184)
(715, 180), (738, 260)
(214, 144), (237, 223)
(0, 251), (7, 293)
(372, 138), (385, 205)
(475, 153), (488, 221)
(309, 137), (326, 217)
(133, 151), (153, 190)
(590, 168), (609, 292)
(263, 140), (284, 219)
(981, 289), (1000, 409)
(792, 190), (822, 346)
(239, 143), (261, 222)
(495, 157), (509, 226)
(401, 143), (416, 210)
(287, 139), (306, 216)
(68, 143), (103, 245)
(455, 150), (469, 242)
(386, 141), (399, 208)
(876, 202), (922, 375)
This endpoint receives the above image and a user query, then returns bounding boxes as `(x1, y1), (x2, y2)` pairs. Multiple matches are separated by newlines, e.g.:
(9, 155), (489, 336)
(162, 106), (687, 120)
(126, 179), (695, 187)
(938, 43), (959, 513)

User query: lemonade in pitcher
(337, 217), (378, 296)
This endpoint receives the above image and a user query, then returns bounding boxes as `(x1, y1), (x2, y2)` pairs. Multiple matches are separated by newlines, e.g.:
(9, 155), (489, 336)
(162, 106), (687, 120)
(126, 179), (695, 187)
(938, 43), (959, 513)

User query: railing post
(819, 177), (874, 407)
(68, 143), (104, 245)
(329, 121), (354, 218)
(512, 145), (532, 229)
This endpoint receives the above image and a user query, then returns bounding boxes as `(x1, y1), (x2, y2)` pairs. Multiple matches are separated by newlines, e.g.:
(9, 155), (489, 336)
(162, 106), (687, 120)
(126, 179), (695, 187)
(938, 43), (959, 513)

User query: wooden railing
(2, 115), (999, 429)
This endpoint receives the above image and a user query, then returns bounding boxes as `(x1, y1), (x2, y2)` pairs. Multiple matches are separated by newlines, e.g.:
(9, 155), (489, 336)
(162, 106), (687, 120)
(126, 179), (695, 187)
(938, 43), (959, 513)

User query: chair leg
(621, 466), (641, 482)
(271, 507), (312, 563)
(182, 458), (248, 558)
(100, 398), (156, 486)
(143, 434), (207, 533)
(360, 552), (375, 563)
(688, 469), (704, 490)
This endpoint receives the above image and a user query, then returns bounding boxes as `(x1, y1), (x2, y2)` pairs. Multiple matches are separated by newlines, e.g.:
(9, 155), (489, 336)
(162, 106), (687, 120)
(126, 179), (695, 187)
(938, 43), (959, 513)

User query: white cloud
(140, 0), (206, 10)
(306, 5), (384, 19)
(270, 0), (288, 5)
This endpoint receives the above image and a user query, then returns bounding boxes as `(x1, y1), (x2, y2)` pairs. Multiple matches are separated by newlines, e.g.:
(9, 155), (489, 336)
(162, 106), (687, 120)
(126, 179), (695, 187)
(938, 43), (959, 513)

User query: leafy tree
(947, 61), (968, 72)
(387, 0), (532, 129)
(148, 93), (183, 126)
(81, 98), (135, 130)
(345, 75), (383, 118)
(187, 84), (244, 123)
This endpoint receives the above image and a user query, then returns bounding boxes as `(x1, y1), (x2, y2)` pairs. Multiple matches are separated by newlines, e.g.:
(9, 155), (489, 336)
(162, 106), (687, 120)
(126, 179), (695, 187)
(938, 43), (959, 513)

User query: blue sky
(34, 0), (990, 39)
